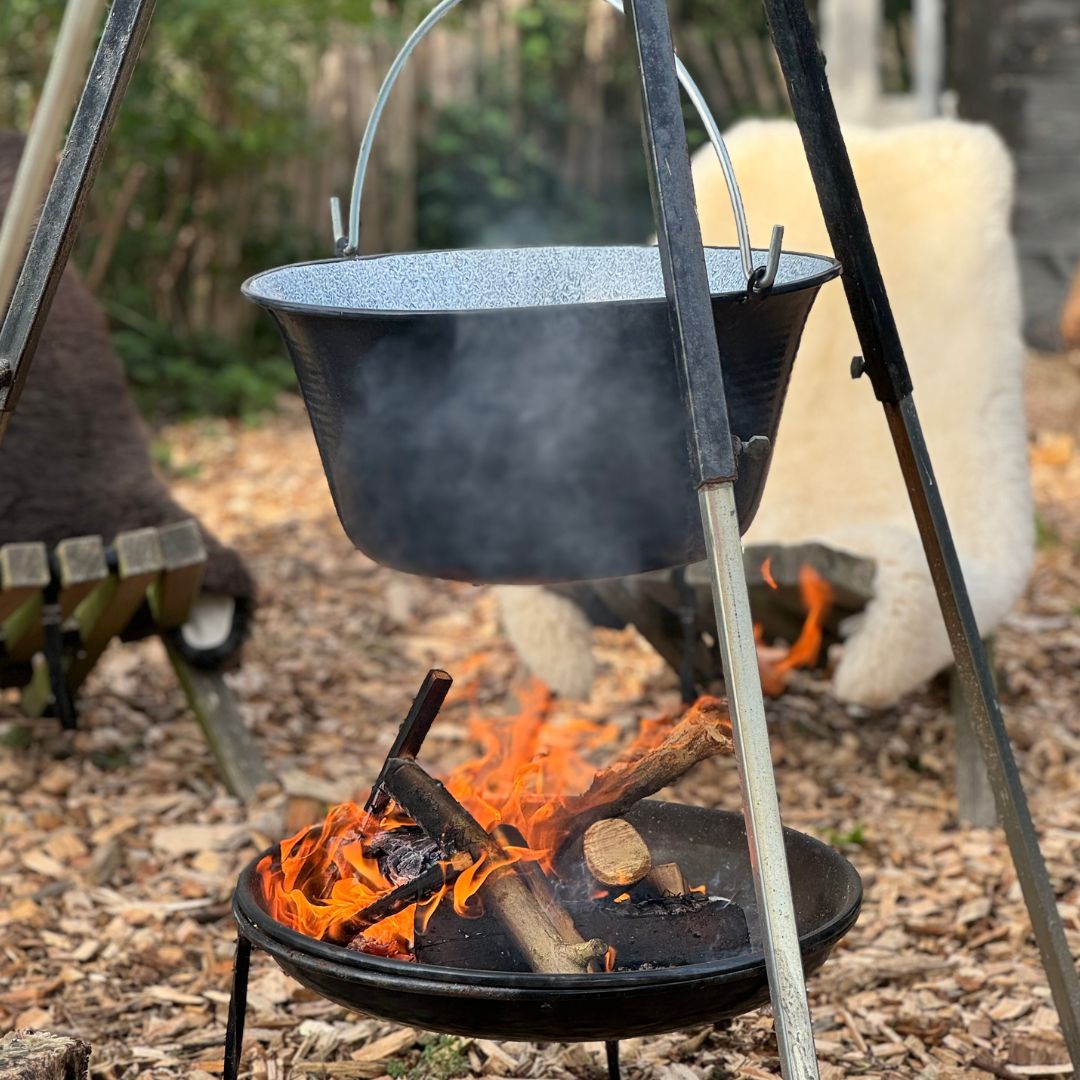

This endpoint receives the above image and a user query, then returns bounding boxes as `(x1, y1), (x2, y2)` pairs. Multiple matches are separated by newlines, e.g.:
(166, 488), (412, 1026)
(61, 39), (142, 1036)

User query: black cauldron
(243, 245), (839, 584)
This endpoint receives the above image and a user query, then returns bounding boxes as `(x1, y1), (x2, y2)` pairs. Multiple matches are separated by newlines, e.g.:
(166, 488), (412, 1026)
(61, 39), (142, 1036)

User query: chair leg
(166, 642), (275, 801)
(951, 637), (998, 828)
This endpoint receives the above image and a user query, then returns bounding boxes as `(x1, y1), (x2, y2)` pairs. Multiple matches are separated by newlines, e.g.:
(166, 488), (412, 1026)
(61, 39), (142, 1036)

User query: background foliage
(0, 0), (878, 419)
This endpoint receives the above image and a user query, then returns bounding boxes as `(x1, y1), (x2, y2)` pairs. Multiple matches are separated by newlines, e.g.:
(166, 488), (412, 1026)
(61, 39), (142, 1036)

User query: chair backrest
(694, 119), (1032, 599)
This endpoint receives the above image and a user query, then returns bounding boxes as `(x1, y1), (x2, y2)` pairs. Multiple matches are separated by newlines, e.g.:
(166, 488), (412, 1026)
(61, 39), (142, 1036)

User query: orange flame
(257, 680), (688, 956)
(756, 563), (834, 696)
(761, 556), (778, 590)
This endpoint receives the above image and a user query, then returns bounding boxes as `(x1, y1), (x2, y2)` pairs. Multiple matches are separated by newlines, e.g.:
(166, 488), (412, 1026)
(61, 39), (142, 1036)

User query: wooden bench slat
(149, 520), (207, 630)
(55, 534), (109, 616)
(64, 527), (164, 693)
(0, 541), (49, 627)
(8, 536), (109, 662)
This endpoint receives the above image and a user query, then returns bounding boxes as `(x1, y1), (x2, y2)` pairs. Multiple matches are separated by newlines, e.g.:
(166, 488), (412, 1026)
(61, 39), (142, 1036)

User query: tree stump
(0, 1030), (91, 1080)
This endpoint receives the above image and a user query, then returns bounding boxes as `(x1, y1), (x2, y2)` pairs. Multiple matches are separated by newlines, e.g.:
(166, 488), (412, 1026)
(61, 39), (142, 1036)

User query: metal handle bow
(330, 0), (783, 292)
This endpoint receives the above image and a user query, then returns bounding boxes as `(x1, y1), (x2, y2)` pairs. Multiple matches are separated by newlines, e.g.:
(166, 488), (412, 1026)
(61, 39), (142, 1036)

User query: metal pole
(622, 0), (819, 1075)
(700, 484), (819, 1079)
(0, 0), (157, 443)
(0, 0), (108, 313)
(761, 0), (1080, 1071)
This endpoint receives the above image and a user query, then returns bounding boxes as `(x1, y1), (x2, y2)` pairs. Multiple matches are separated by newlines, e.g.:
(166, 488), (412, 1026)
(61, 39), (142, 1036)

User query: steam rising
(260, 247), (835, 583)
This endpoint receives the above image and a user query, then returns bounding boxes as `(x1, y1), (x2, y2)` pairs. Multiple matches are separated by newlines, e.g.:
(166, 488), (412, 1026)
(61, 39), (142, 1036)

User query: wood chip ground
(1, 355), (1078, 1078)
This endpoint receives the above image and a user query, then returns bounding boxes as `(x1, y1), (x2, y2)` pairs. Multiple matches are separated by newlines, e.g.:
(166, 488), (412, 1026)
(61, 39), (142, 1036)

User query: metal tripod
(623, 1), (1080, 1078)
(2, 2), (1078, 1079)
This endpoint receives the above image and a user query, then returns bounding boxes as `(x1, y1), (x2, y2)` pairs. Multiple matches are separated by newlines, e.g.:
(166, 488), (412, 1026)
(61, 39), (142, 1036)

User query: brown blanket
(0, 132), (254, 605)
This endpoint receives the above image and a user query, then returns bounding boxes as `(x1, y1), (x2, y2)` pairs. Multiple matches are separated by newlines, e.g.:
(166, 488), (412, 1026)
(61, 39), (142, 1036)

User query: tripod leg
(621, 0), (821, 1072)
(0, 0), (158, 440)
(761, 0), (1080, 1067)
(700, 485), (819, 1079)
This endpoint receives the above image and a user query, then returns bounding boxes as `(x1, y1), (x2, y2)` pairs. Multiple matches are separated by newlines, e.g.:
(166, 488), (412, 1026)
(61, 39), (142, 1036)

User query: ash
(618, 892), (717, 916)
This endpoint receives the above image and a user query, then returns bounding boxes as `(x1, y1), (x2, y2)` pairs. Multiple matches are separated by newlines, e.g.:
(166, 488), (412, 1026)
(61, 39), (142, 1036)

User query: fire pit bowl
(233, 801), (861, 1041)
(242, 246), (839, 584)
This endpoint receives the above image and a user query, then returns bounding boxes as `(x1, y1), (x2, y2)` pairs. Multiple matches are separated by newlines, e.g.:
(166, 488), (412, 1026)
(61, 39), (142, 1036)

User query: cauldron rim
(241, 244), (841, 320)
(234, 803), (862, 993)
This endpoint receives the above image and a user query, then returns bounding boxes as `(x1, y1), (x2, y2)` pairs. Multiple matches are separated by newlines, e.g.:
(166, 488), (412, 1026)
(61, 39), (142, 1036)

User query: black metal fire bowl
(233, 802), (861, 1042)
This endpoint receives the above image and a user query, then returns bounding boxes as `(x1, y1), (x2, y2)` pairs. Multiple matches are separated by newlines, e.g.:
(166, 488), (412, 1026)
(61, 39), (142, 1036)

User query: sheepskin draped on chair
(497, 119), (1034, 709)
(697, 119), (1033, 707)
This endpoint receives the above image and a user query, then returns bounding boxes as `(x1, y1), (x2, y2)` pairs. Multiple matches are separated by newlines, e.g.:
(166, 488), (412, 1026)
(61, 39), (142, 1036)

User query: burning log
(381, 758), (607, 974)
(492, 824), (584, 947)
(544, 696), (734, 849)
(339, 851), (475, 945)
(643, 862), (688, 898)
(365, 669), (453, 820)
(583, 818), (652, 888)
(420, 891), (750, 972)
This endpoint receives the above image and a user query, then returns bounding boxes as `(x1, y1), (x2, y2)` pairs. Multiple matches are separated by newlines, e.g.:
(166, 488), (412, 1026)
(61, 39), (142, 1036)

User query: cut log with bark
(492, 824), (584, 948)
(544, 696), (734, 849)
(0, 1030), (91, 1080)
(643, 861), (689, 898)
(382, 758), (607, 974)
(583, 818), (652, 887)
(419, 891), (750, 971)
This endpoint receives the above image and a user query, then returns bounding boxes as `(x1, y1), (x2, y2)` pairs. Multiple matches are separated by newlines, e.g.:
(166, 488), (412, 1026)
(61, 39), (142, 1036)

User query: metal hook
(751, 224), (785, 293)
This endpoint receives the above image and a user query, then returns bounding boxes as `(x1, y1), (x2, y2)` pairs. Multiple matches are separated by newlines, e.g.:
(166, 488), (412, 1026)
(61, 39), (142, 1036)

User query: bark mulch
(1, 355), (1078, 1079)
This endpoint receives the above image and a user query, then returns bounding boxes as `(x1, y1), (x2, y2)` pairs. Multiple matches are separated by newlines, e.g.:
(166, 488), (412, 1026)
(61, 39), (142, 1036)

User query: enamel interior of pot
(244, 246), (839, 314)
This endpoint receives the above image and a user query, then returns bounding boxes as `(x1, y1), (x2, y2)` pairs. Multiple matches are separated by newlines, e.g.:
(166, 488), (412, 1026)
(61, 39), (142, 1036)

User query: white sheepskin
(494, 585), (596, 700)
(498, 119), (1033, 708)
(701, 119), (1033, 706)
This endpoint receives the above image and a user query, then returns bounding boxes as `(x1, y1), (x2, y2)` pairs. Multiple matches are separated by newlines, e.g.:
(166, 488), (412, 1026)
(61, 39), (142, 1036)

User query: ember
(257, 685), (734, 965)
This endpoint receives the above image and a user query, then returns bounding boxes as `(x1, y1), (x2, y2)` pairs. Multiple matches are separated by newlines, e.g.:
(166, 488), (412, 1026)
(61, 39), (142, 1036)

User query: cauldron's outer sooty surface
(234, 802), (861, 1041)
(244, 246), (840, 584)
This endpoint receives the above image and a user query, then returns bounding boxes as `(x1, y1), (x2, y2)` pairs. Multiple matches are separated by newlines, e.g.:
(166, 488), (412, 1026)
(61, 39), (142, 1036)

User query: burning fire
(258, 682), (689, 958)
(755, 562), (833, 696)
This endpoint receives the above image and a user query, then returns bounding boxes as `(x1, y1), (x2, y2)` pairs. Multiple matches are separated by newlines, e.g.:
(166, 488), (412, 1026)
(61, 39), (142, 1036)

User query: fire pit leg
(223, 935), (252, 1080)
(605, 1040), (621, 1080)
